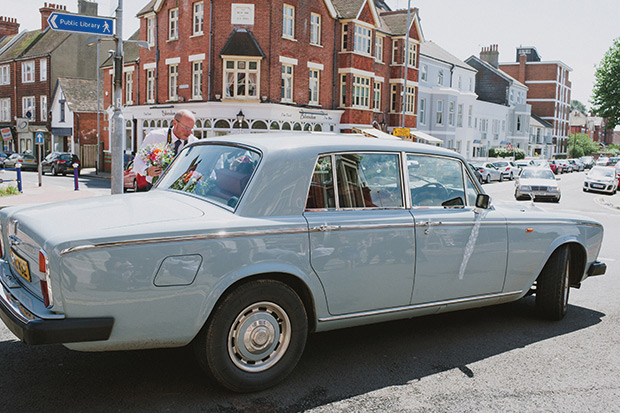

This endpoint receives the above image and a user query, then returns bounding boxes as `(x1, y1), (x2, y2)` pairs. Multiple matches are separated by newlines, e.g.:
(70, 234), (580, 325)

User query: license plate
(11, 249), (31, 282)
(592, 183), (604, 189)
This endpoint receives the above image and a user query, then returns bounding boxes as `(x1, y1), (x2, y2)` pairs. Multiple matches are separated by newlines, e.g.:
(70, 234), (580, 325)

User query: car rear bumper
(0, 279), (113, 345)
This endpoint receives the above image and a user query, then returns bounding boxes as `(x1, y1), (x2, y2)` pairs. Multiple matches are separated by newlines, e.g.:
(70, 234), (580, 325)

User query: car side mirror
(475, 193), (491, 209)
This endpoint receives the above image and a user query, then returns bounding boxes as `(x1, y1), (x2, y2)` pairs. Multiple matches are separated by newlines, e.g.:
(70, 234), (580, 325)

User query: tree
(568, 133), (599, 158)
(570, 100), (587, 114)
(592, 38), (620, 128)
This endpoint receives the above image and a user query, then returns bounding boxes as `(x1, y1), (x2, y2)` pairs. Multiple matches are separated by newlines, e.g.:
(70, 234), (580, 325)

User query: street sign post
(47, 12), (114, 36)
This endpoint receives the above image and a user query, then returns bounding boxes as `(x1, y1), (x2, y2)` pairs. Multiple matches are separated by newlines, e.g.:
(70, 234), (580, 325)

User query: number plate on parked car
(11, 249), (31, 282)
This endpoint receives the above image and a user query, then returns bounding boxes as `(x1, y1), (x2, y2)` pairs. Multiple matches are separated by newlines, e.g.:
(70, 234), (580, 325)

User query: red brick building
(103, 0), (422, 157)
(500, 47), (572, 156)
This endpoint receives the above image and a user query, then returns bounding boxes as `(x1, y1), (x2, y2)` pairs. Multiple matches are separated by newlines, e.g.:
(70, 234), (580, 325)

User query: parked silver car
(0, 133), (607, 392)
(472, 162), (502, 183)
(514, 167), (561, 202)
(492, 160), (520, 180)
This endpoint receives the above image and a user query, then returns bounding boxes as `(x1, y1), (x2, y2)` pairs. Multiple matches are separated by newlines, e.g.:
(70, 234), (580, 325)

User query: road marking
(593, 196), (620, 211)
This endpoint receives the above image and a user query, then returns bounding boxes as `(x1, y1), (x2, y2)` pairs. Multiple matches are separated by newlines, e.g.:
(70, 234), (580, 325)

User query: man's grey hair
(174, 109), (195, 122)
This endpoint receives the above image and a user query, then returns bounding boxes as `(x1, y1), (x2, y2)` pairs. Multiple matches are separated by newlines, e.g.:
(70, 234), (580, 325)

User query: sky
(6, 0), (620, 109)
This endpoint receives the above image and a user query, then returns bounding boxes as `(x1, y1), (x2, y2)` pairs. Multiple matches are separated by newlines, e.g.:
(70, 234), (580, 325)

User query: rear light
(38, 249), (53, 308)
(58, 160), (66, 164)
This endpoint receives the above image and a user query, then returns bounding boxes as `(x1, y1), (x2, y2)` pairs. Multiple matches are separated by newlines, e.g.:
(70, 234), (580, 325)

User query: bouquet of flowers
(137, 143), (176, 170)
(170, 170), (205, 193)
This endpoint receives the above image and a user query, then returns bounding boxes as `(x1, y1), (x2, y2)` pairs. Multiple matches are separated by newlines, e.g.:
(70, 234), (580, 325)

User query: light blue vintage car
(0, 133), (606, 392)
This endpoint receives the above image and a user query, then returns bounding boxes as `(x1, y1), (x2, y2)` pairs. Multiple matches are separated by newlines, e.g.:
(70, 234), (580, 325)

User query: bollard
(16, 164), (22, 193)
(73, 163), (79, 191)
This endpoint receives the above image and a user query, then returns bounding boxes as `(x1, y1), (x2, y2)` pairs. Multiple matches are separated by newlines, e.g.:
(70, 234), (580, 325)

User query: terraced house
(102, 0), (424, 158)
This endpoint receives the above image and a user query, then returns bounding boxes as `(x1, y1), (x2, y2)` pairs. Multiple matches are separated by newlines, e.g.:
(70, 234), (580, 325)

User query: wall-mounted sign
(392, 127), (410, 137)
(1, 127), (12, 140)
(231, 4), (255, 25)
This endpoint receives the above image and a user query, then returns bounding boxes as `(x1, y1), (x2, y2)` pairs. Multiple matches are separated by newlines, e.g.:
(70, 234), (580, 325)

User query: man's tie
(173, 139), (183, 156)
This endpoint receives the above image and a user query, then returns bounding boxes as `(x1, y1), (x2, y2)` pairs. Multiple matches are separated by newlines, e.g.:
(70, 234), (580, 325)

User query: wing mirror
(475, 193), (491, 209)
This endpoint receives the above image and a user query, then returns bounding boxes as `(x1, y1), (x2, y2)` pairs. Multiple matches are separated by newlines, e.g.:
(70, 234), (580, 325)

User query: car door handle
(312, 225), (341, 232)
(417, 221), (442, 234)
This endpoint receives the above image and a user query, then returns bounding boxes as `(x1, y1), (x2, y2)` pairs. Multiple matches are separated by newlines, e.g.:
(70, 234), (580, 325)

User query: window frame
(354, 24), (372, 55)
(374, 34), (383, 62)
(169, 8), (179, 41)
(40, 95), (47, 121)
(352, 75), (371, 108)
(0, 98), (10, 122)
(373, 81), (381, 111)
(405, 85), (415, 114)
(168, 64), (178, 101)
(147, 16), (155, 46)
(146, 68), (155, 103)
(308, 68), (319, 105)
(125, 71), (133, 104)
(0, 65), (9, 85)
(193, 1), (204, 36)
(419, 98), (426, 125)
(281, 63), (294, 103)
(21, 60), (35, 83)
(310, 13), (321, 45)
(223, 58), (260, 100)
(22, 95), (35, 120)
(282, 4), (295, 39)
(436, 99), (444, 125)
(40, 58), (47, 81)
(448, 101), (455, 126)
(192, 60), (203, 99)
(407, 41), (417, 67)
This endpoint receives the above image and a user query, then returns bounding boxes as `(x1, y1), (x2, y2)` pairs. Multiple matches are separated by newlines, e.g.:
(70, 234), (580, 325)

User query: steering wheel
(412, 182), (449, 206)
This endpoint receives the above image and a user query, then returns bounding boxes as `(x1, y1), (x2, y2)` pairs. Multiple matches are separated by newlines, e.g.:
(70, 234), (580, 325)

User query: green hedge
(489, 148), (525, 160)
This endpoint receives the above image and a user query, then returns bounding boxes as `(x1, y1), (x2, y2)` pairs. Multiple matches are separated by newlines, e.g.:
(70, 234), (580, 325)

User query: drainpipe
(136, 57), (140, 103)
(332, 19), (337, 110)
(154, 13), (159, 103)
(207, 0), (213, 100)
(401, 1), (411, 128)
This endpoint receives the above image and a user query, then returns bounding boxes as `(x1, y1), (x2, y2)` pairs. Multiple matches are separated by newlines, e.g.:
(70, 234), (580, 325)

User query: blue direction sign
(35, 132), (44, 144)
(48, 12), (114, 36)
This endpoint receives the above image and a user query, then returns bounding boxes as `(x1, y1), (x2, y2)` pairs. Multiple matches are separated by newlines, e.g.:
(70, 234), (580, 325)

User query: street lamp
(236, 110), (246, 128)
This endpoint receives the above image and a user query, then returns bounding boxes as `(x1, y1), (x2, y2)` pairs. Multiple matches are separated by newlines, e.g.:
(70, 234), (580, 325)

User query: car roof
(189, 132), (462, 160)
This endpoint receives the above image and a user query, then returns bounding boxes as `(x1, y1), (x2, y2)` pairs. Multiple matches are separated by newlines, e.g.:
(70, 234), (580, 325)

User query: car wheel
(510, 173), (514, 180)
(51, 165), (57, 176)
(536, 245), (570, 320)
(132, 179), (138, 192)
(484, 175), (490, 184)
(193, 279), (308, 393)
(499, 174), (503, 182)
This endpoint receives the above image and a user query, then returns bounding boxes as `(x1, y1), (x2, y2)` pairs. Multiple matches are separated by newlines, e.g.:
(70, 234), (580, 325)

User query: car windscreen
(157, 143), (261, 208)
(520, 169), (555, 180)
(60, 154), (72, 161)
(589, 167), (615, 178)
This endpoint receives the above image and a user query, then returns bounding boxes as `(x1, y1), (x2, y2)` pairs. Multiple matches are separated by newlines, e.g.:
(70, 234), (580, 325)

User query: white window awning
(409, 130), (443, 145)
(353, 127), (401, 140)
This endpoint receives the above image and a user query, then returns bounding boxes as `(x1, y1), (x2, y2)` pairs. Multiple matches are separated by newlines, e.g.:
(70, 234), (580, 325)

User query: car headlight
(519, 185), (531, 191)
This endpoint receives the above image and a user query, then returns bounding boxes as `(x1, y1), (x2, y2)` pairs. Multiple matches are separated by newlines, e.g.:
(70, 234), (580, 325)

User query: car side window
(335, 153), (403, 208)
(464, 171), (478, 206)
(407, 154), (466, 207)
(306, 155), (335, 209)
(305, 153), (403, 209)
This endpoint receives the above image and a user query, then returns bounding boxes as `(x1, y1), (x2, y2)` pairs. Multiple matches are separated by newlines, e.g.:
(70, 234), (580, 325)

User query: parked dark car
(0, 152), (9, 168)
(468, 162), (483, 184)
(41, 152), (81, 176)
(4, 153), (38, 171)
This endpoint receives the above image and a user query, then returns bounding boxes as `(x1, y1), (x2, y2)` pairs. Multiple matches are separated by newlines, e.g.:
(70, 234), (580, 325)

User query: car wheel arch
(197, 271), (318, 338)
(536, 241), (587, 288)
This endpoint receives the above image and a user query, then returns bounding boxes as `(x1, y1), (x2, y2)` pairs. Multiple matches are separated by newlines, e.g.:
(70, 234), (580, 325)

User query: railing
(1, 164), (24, 192)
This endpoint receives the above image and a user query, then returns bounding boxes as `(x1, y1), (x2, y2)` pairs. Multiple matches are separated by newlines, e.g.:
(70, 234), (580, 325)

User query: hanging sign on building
(392, 127), (410, 137)
(48, 12), (114, 36)
(1, 127), (12, 140)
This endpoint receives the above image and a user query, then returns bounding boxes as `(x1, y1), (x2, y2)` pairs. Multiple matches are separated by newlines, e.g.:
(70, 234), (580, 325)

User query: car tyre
(510, 172), (514, 180)
(485, 174), (490, 184)
(535, 245), (570, 320)
(132, 179), (138, 192)
(51, 165), (57, 176)
(193, 279), (308, 393)
(499, 174), (504, 182)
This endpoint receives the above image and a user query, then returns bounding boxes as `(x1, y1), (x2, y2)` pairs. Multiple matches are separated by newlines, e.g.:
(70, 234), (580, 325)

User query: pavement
(0, 168), (112, 208)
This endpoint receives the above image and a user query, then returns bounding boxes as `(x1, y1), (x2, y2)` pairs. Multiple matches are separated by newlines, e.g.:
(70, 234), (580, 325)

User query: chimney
(517, 52), (527, 84)
(78, 0), (98, 17)
(480, 44), (499, 68)
(0, 16), (20, 37)
(40, 3), (67, 31)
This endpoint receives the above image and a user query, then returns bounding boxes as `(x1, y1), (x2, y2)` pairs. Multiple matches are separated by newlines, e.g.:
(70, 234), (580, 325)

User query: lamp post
(236, 110), (245, 129)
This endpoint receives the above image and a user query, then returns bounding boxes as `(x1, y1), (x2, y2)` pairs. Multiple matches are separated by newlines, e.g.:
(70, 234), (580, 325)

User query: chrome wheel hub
(228, 301), (291, 372)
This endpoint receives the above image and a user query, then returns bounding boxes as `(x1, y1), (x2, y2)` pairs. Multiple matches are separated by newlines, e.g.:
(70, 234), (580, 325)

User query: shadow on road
(0, 297), (604, 412)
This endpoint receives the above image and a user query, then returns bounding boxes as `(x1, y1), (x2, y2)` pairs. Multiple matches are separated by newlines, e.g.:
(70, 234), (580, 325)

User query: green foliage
(489, 148), (525, 160)
(606, 144), (620, 156)
(592, 37), (620, 128)
(571, 100), (587, 114)
(0, 185), (19, 197)
(568, 133), (599, 157)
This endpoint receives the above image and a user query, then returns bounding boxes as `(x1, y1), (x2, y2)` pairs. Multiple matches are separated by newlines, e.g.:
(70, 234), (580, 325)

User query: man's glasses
(175, 119), (194, 131)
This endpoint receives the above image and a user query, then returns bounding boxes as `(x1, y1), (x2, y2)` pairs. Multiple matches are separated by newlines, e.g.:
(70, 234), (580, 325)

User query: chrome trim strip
(318, 291), (523, 322)
(309, 223), (413, 233)
(504, 220), (602, 227)
(60, 227), (310, 256)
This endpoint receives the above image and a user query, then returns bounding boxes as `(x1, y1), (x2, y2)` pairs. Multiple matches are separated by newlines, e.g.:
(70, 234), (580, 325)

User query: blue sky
(9, 0), (620, 108)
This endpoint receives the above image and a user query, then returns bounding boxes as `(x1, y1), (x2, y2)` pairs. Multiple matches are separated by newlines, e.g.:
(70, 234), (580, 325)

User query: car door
(304, 153), (415, 315)
(407, 154), (508, 304)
